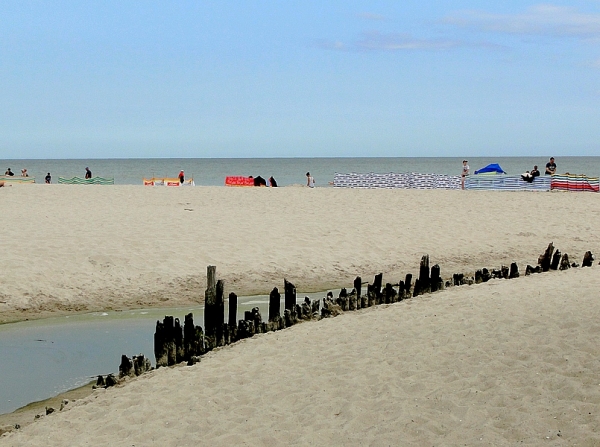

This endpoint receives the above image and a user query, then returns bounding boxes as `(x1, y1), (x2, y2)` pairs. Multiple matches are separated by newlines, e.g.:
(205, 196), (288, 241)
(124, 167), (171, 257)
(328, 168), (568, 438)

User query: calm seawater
(2, 157), (599, 186)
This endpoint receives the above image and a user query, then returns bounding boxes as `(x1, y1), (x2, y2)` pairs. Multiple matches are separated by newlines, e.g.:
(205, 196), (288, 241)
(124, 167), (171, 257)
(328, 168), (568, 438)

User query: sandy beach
(1, 184), (599, 445)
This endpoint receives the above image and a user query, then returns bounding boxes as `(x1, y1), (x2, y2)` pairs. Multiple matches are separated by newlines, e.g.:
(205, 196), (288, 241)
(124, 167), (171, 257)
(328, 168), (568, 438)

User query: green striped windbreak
(57, 177), (114, 185)
(0, 176), (36, 183)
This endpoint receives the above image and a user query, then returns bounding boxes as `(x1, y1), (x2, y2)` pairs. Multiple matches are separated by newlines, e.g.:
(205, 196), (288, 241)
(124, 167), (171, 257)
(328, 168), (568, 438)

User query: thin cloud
(356, 12), (386, 21)
(443, 4), (600, 40)
(357, 32), (461, 50)
(316, 32), (464, 52)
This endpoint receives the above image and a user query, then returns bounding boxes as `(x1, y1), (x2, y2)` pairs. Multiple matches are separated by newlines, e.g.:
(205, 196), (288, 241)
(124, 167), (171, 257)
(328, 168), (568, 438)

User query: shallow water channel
(0, 291), (332, 415)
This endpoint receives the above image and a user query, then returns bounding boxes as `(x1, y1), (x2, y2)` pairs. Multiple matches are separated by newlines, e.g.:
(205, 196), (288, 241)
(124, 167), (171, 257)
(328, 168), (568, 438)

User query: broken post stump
(418, 255), (431, 294)
(404, 274), (412, 298)
(538, 243), (554, 272)
(354, 276), (362, 309)
(215, 280), (225, 346)
(284, 279), (296, 312)
(509, 262), (519, 279)
(228, 293), (238, 326)
(204, 265), (217, 339)
(431, 264), (441, 292)
(559, 253), (571, 270)
(582, 251), (594, 267)
(269, 287), (281, 322)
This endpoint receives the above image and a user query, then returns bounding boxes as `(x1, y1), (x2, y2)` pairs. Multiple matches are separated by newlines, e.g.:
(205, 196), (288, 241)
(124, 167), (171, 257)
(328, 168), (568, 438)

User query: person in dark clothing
(85, 167), (92, 179)
(5, 168), (14, 176)
(531, 166), (540, 177)
(45, 173), (52, 184)
(179, 170), (185, 184)
(269, 176), (278, 187)
(253, 175), (266, 186)
(545, 157), (556, 175)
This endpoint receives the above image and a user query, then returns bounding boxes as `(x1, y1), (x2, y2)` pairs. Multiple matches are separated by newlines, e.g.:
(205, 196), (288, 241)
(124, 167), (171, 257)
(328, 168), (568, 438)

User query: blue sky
(1, 1), (599, 159)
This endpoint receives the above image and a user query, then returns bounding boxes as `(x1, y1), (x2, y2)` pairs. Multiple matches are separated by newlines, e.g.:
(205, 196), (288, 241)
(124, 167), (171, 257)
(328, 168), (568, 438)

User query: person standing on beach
(179, 170), (185, 184)
(45, 173), (52, 184)
(306, 172), (315, 188)
(461, 160), (469, 190)
(545, 157), (556, 175)
(85, 167), (92, 179)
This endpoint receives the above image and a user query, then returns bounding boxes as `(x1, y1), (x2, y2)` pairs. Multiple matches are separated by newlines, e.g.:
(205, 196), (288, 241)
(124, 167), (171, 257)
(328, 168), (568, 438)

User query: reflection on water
(0, 290), (333, 415)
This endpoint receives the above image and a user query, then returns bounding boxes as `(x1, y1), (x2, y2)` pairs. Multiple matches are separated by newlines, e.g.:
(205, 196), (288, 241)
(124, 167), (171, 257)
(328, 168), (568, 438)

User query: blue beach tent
(474, 163), (506, 175)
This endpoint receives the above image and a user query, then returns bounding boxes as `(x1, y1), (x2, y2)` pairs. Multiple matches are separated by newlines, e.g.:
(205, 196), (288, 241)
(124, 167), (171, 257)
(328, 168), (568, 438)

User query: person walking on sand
(461, 160), (469, 190)
(306, 172), (315, 188)
(179, 170), (185, 184)
(85, 167), (92, 179)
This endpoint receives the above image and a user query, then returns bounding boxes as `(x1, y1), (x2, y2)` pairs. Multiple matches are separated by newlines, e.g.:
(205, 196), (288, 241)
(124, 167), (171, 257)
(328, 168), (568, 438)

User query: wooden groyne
(97, 243), (595, 387)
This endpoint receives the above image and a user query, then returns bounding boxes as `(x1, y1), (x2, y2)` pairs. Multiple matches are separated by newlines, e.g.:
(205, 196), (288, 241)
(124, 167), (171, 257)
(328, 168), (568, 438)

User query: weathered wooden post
(539, 243), (554, 272)
(184, 313), (202, 360)
(475, 270), (483, 284)
(418, 255), (430, 294)
(119, 355), (134, 378)
(153, 315), (179, 367)
(367, 283), (376, 307)
(500, 265), (509, 279)
(354, 276), (362, 309)
(204, 266), (217, 349)
(269, 287), (280, 322)
(174, 317), (184, 362)
(509, 262), (520, 279)
(215, 279), (225, 346)
(430, 264), (441, 292)
(284, 279), (296, 312)
(228, 293), (238, 327)
(404, 273), (412, 298)
(338, 288), (349, 311)
(582, 251), (594, 267)
(559, 253), (571, 270)
(348, 289), (357, 310)
(165, 316), (177, 366)
(384, 283), (397, 303)
(452, 273), (463, 287)
(370, 273), (383, 304)
(550, 250), (561, 270)
(154, 319), (168, 368)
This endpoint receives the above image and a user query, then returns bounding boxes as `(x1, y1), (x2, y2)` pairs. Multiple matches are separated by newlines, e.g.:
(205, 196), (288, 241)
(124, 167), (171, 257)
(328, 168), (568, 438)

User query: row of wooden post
(109, 243), (596, 379)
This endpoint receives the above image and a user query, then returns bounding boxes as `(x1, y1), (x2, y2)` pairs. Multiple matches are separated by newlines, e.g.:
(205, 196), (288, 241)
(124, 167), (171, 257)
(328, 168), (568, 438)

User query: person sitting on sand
(21, 168), (29, 177)
(85, 167), (92, 179)
(0, 181), (5, 187)
(5, 168), (14, 176)
(269, 176), (278, 187)
(521, 171), (534, 183)
(306, 172), (315, 188)
(531, 166), (540, 177)
(45, 173), (52, 184)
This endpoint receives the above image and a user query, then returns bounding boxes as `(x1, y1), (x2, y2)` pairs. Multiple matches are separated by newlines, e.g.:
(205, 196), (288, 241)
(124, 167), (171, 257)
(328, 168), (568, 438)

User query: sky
(1, 1), (599, 159)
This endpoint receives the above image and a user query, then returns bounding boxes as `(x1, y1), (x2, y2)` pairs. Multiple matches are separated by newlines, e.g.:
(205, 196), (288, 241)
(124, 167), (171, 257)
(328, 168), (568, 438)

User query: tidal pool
(0, 290), (332, 415)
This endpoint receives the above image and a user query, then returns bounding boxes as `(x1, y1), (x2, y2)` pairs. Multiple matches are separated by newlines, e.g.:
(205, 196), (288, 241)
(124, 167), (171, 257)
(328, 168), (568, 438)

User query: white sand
(1, 184), (600, 445)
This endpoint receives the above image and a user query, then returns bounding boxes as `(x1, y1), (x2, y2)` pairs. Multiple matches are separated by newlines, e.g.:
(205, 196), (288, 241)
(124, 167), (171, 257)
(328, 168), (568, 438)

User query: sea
(2, 156), (599, 186)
